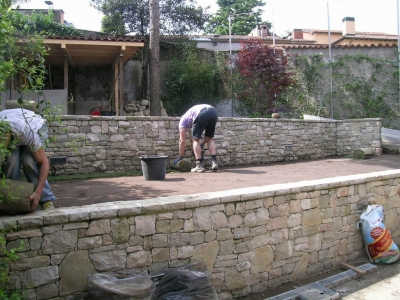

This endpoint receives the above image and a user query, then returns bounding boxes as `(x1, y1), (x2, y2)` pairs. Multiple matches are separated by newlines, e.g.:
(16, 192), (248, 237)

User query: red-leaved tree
(233, 40), (297, 117)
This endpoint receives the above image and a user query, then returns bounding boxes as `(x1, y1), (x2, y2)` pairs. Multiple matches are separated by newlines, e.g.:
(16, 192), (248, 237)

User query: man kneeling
(0, 109), (56, 212)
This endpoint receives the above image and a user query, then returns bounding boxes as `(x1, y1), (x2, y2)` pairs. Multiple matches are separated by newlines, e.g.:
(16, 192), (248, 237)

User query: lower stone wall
(46, 116), (382, 175)
(1, 170), (399, 299)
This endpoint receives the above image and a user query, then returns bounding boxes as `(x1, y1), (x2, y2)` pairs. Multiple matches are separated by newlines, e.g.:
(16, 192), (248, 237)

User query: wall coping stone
(55, 115), (381, 123)
(1, 169), (399, 231)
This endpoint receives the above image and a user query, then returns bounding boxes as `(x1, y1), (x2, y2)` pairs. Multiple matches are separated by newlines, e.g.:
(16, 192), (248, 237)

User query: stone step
(265, 263), (376, 300)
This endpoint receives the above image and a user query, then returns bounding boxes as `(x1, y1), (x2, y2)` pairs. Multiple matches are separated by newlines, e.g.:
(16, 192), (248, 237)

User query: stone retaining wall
(46, 116), (382, 175)
(1, 170), (399, 299)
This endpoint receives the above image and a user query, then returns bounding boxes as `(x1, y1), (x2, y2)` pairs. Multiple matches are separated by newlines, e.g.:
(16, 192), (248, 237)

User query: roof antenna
(44, 1), (53, 9)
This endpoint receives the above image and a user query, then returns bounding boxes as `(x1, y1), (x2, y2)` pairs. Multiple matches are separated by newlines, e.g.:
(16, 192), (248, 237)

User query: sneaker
(191, 163), (205, 173)
(211, 160), (218, 172)
(40, 201), (54, 210)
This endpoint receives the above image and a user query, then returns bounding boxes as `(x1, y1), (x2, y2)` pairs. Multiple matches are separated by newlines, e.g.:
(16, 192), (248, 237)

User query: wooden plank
(64, 55), (69, 91)
(114, 64), (119, 113)
(341, 262), (367, 275)
(44, 39), (144, 47)
(119, 54), (124, 116)
(61, 44), (76, 69)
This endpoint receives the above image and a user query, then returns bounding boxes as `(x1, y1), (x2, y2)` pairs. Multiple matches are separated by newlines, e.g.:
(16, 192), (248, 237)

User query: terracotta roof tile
(187, 35), (320, 44)
(352, 33), (398, 40)
(282, 44), (328, 49)
(282, 43), (397, 49)
(302, 29), (342, 34)
(332, 33), (398, 45)
(188, 35), (284, 41)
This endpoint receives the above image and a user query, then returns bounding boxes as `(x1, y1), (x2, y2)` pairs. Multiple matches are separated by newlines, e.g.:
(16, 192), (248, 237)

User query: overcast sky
(18, 0), (400, 36)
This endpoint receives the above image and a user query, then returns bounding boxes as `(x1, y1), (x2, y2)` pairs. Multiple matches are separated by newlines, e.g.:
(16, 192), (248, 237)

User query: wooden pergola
(41, 35), (145, 116)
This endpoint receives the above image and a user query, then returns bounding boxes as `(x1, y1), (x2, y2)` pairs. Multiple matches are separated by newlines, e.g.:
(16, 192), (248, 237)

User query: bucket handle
(141, 155), (167, 160)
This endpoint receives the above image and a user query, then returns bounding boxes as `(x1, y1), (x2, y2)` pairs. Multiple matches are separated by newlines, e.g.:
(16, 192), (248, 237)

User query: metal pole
(327, 1), (334, 119)
(397, 0), (400, 109)
(229, 15), (232, 56)
(327, 2), (332, 64)
(229, 15), (233, 117)
(272, 9), (275, 49)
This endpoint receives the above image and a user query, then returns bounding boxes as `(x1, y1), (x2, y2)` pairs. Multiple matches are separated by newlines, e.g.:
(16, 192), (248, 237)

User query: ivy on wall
(163, 48), (400, 125)
(11, 9), (82, 36)
(294, 53), (400, 126)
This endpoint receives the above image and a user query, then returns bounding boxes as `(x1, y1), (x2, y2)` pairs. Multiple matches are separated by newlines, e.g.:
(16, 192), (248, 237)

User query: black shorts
(192, 107), (218, 139)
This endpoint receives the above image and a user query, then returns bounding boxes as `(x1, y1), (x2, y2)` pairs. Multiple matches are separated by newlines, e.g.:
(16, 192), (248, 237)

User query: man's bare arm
(179, 128), (186, 156)
(30, 148), (49, 211)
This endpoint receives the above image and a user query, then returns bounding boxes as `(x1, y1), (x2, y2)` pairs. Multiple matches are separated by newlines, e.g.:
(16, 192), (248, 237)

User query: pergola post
(119, 55), (124, 116)
(63, 54), (68, 91)
(114, 63), (119, 114)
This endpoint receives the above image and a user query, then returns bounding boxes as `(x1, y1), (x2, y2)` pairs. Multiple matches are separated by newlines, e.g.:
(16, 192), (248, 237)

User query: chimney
(52, 9), (65, 24)
(342, 17), (355, 36)
(292, 29), (303, 39)
(260, 25), (269, 37)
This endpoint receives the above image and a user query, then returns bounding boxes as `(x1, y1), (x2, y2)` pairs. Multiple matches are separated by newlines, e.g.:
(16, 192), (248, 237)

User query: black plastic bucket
(140, 155), (167, 181)
(101, 111), (116, 116)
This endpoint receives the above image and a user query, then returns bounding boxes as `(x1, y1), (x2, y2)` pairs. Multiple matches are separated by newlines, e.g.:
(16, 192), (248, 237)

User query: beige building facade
(287, 17), (398, 46)
(195, 16), (398, 53)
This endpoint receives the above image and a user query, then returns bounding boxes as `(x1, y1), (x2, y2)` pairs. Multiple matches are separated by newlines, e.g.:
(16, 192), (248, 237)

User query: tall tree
(90, 0), (210, 115)
(149, 0), (161, 116)
(205, 0), (268, 36)
(91, 0), (209, 36)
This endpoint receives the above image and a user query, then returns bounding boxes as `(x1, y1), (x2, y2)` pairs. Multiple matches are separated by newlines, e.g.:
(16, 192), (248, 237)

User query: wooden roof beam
(113, 46), (126, 67)
(61, 43), (76, 69)
(46, 40), (144, 48)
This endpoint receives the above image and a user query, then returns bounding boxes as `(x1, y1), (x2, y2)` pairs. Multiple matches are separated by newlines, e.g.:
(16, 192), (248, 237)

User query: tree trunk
(149, 0), (161, 116)
(141, 43), (150, 101)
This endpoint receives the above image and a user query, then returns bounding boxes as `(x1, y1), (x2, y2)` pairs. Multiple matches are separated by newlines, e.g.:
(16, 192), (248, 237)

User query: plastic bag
(154, 261), (218, 300)
(87, 271), (155, 300)
(359, 205), (400, 264)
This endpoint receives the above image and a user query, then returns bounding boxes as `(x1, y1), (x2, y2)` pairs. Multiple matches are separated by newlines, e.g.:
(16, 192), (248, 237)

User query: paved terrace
(1, 154), (400, 299)
(50, 154), (400, 208)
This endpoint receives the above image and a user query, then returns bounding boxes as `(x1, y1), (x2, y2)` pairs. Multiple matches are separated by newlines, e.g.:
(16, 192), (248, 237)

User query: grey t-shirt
(0, 109), (46, 152)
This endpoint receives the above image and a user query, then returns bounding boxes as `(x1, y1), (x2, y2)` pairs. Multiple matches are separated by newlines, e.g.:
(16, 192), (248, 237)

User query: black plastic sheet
(87, 271), (155, 300)
(154, 262), (218, 300)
